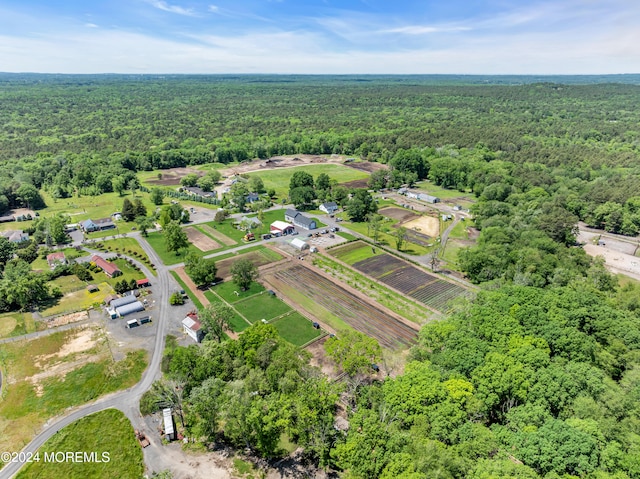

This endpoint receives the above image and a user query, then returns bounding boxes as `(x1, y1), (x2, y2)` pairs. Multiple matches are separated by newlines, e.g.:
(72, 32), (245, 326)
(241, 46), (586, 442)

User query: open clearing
(15, 409), (144, 479)
(199, 224), (236, 246)
(185, 226), (221, 251)
(0, 326), (146, 453)
(40, 281), (114, 317)
(144, 166), (202, 186)
(266, 263), (417, 349)
(403, 215), (440, 237)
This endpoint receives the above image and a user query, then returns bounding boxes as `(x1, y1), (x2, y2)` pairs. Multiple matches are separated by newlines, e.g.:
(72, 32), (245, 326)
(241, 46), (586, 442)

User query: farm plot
(271, 312), (324, 347)
(185, 226), (221, 251)
(353, 253), (472, 313)
(234, 293), (293, 324)
(409, 281), (470, 311)
(198, 224), (236, 246)
(272, 264), (417, 349)
(379, 207), (420, 223)
(214, 248), (284, 280)
(353, 255), (407, 278)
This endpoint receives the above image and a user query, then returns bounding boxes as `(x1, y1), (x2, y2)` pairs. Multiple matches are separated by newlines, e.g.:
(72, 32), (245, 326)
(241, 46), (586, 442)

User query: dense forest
(3, 75), (640, 477)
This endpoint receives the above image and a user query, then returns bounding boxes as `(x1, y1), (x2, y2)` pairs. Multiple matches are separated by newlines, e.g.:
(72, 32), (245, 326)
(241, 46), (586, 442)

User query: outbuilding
(270, 220), (295, 236)
(291, 238), (309, 250)
(115, 301), (145, 317)
(319, 202), (338, 214)
(163, 408), (176, 441)
(182, 312), (204, 343)
(110, 294), (138, 309)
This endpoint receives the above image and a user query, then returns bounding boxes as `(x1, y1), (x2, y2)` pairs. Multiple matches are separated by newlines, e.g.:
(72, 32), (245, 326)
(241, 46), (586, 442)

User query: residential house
(183, 186), (214, 198)
(81, 217), (115, 233)
(46, 252), (67, 269)
(245, 192), (260, 203)
(182, 312), (205, 343)
(0, 230), (29, 243)
(91, 255), (122, 278)
(319, 202), (338, 214)
(284, 209), (317, 230)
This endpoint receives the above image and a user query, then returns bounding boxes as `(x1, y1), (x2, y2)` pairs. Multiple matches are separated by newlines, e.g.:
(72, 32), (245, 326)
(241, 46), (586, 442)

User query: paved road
(0, 239), (173, 479)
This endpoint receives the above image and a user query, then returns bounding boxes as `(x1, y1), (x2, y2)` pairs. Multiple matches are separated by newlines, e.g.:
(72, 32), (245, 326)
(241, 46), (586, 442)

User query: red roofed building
(46, 252), (67, 269)
(136, 278), (150, 288)
(182, 312), (204, 343)
(91, 255), (122, 278)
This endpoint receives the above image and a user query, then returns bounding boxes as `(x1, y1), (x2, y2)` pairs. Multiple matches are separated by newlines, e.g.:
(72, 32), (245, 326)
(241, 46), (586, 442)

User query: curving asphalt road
(0, 238), (172, 479)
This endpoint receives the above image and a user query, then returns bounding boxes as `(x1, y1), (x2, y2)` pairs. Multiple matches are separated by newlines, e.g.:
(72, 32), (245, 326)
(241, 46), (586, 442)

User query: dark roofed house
(245, 192), (260, 203)
(91, 255), (122, 278)
(82, 217), (115, 233)
(184, 186), (214, 198)
(284, 209), (317, 230)
(46, 252), (67, 269)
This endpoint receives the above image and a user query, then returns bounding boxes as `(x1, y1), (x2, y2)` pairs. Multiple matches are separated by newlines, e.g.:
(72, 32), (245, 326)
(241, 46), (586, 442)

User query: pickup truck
(135, 430), (150, 448)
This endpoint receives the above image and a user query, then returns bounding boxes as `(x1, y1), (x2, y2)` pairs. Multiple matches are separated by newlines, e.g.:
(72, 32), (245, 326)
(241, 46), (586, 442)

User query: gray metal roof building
(116, 301), (145, 317)
(110, 295), (138, 309)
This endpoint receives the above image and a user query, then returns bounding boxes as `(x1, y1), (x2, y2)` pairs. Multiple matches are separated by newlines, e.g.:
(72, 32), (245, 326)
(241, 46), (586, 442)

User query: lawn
(92, 237), (156, 274)
(170, 271), (203, 310)
(146, 230), (203, 266)
(210, 281), (265, 303)
(447, 220), (471, 240)
(413, 181), (475, 202)
(337, 232), (358, 241)
(0, 327), (146, 454)
(442, 240), (465, 270)
(34, 190), (158, 236)
(201, 218), (246, 243)
(203, 292), (251, 333)
(246, 164), (369, 198)
(271, 312), (324, 346)
(50, 274), (87, 294)
(15, 409), (144, 479)
(0, 312), (37, 339)
(40, 281), (114, 317)
(330, 241), (383, 265)
(234, 293), (293, 323)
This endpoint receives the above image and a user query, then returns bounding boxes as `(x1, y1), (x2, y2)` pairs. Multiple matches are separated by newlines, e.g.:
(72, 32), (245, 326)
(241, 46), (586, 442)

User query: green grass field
(234, 293), (293, 323)
(271, 312), (324, 346)
(40, 281), (114, 317)
(0, 312), (37, 338)
(447, 220), (470, 240)
(145, 230), (203, 265)
(0, 327), (146, 454)
(246, 164), (369, 198)
(211, 281), (265, 303)
(15, 409), (144, 479)
(330, 241), (383, 265)
(344, 221), (432, 256)
(413, 181), (475, 202)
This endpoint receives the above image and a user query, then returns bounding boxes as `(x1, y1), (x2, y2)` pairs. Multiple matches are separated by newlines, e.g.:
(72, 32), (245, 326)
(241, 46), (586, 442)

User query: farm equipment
(135, 430), (150, 448)
(243, 232), (255, 241)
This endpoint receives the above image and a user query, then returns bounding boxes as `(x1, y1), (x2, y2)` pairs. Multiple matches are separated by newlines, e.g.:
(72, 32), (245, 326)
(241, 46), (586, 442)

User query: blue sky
(0, 0), (638, 74)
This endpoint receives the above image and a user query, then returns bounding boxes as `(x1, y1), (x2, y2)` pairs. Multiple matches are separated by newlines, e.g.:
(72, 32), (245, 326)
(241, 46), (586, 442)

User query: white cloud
(147, 0), (196, 17)
(382, 25), (471, 35)
(85, 23), (99, 28)
(208, 5), (219, 13)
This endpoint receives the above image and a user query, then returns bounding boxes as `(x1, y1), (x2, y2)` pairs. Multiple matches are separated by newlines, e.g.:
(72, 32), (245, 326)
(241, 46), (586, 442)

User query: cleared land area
(214, 248), (283, 280)
(403, 215), (440, 238)
(198, 223), (236, 246)
(15, 409), (144, 479)
(379, 207), (420, 223)
(268, 263), (417, 349)
(0, 326), (146, 454)
(353, 254), (472, 312)
(185, 226), (221, 251)
(272, 312), (324, 346)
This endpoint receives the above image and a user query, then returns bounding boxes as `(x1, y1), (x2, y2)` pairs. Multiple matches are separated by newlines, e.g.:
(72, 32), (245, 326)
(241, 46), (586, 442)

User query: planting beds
(271, 264), (417, 349)
(353, 254), (471, 313)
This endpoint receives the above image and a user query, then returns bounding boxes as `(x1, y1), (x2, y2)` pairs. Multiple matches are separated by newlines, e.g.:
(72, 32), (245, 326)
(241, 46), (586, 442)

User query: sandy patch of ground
(583, 243), (640, 282)
(200, 224), (236, 246)
(305, 337), (340, 379)
(185, 226), (220, 251)
(147, 167), (202, 186)
(403, 215), (440, 237)
(0, 316), (17, 337)
(33, 327), (100, 369)
(43, 311), (89, 328)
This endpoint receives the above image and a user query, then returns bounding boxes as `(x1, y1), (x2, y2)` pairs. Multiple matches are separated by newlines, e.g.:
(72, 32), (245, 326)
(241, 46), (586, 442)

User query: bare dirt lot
(305, 336), (340, 379)
(147, 167), (202, 186)
(341, 179), (369, 189)
(221, 154), (349, 176)
(379, 207), (420, 223)
(199, 224), (236, 246)
(215, 250), (280, 280)
(345, 161), (387, 173)
(185, 226), (221, 251)
(403, 215), (440, 237)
